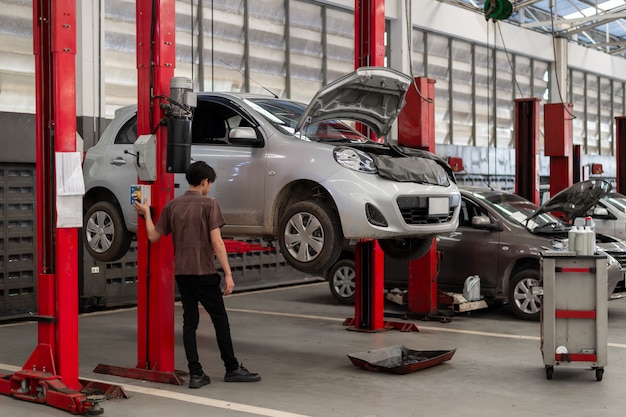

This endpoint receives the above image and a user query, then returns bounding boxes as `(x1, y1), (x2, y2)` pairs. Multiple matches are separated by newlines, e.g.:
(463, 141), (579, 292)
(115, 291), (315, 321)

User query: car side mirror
(471, 215), (496, 230)
(229, 127), (260, 145)
(593, 206), (609, 217)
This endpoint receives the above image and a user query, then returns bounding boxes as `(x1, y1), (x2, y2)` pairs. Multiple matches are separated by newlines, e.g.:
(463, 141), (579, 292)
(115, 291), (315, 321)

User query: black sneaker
(224, 364), (261, 382)
(189, 372), (211, 389)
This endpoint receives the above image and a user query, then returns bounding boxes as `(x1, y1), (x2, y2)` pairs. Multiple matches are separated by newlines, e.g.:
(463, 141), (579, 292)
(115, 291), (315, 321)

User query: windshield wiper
(531, 221), (566, 233)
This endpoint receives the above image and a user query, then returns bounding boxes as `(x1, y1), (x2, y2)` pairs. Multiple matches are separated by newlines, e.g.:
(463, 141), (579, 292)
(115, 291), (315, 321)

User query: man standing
(134, 161), (261, 388)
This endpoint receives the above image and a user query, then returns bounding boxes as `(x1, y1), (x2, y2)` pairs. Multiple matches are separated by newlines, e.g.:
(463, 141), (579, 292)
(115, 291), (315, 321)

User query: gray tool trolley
(540, 251), (608, 381)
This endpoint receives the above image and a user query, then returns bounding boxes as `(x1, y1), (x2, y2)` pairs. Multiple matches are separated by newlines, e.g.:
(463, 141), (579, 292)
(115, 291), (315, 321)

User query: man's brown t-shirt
(155, 190), (226, 276)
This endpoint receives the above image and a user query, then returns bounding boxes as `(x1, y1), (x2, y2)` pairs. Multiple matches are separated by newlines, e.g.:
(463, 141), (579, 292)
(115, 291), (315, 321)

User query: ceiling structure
(438, 0), (626, 59)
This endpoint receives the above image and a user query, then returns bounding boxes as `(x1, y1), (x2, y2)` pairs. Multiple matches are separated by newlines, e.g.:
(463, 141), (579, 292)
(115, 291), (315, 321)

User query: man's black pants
(175, 274), (239, 375)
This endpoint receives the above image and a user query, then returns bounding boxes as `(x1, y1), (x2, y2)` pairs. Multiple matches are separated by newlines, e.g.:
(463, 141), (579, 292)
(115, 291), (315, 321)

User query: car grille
(396, 196), (455, 225)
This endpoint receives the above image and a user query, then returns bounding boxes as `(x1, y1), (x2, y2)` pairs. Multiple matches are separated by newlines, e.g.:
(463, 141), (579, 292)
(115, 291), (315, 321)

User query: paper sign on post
(55, 152), (86, 228)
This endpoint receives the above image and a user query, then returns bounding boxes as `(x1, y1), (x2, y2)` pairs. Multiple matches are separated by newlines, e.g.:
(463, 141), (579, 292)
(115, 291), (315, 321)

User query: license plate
(428, 197), (449, 216)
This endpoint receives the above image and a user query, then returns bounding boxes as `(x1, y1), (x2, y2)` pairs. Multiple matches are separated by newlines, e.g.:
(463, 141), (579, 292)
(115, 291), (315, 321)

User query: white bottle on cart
(574, 226), (587, 255)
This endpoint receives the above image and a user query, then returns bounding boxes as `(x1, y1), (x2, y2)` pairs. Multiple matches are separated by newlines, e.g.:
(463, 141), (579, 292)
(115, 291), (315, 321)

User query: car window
(246, 97), (369, 143)
(192, 100), (257, 146)
(603, 193), (626, 214)
(459, 198), (487, 227)
(114, 117), (138, 145)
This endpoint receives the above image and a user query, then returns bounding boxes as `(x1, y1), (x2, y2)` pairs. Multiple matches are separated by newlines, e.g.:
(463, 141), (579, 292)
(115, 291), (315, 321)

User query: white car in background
(590, 191), (626, 241)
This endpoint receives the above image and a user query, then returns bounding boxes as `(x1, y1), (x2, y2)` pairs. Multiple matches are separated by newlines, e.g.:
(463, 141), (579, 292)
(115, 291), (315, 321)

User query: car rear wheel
(84, 201), (132, 262)
(378, 237), (434, 261)
(278, 200), (342, 274)
(508, 268), (541, 321)
(328, 258), (356, 304)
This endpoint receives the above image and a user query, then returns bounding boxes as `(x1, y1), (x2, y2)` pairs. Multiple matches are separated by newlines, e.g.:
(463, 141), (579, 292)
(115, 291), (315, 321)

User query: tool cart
(540, 251), (608, 381)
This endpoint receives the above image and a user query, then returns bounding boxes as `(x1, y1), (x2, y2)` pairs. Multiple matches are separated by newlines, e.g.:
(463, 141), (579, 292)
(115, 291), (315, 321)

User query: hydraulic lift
(615, 117), (626, 194)
(93, 0), (187, 386)
(0, 1), (125, 414)
(544, 102), (575, 196)
(345, 1), (473, 332)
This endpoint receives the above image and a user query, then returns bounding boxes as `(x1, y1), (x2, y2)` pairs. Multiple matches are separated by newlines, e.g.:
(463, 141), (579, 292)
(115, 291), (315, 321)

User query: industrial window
(288, 0), (324, 103)
(248, 0), (287, 97)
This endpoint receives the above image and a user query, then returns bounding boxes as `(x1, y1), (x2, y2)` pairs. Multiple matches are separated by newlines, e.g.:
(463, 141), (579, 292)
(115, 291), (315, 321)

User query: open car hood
(295, 66), (413, 138)
(532, 179), (613, 221)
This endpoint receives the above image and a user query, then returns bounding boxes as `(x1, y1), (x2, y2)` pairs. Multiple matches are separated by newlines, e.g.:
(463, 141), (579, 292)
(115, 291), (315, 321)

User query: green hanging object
(484, 0), (513, 21)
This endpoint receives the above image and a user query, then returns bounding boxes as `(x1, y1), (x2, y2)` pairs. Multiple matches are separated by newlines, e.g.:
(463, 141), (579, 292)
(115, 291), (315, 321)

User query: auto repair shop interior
(2, 1), (626, 416)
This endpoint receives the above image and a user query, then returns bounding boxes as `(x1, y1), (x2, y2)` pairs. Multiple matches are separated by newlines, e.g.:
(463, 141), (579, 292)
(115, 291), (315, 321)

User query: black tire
(83, 201), (132, 262)
(595, 368), (604, 381)
(328, 258), (356, 304)
(278, 200), (342, 274)
(546, 366), (553, 380)
(378, 236), (434, 261)
(508, 268), (541, 321)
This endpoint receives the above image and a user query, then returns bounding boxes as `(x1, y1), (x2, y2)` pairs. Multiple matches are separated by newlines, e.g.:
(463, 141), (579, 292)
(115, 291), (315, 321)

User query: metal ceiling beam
(521, 12), (626, 30)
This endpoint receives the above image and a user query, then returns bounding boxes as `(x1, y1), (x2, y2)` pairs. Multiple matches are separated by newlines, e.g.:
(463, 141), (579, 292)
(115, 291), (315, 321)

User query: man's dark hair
(186, 161), (217, 186)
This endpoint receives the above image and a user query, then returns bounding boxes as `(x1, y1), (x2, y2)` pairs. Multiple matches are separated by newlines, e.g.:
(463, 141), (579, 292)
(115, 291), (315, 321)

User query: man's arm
(210, 227), (235, 295)
(133, 201), (162, 242)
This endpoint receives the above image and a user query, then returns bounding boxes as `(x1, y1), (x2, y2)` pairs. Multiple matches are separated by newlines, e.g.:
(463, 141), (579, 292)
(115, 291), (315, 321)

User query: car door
(97, 116), (139, 230)
(188, 98), (267, 232)
(437, 196), (501, 292)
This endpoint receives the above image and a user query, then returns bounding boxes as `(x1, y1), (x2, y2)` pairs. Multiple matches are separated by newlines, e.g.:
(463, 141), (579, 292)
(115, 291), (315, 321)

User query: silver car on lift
(83, 67), (461, 274)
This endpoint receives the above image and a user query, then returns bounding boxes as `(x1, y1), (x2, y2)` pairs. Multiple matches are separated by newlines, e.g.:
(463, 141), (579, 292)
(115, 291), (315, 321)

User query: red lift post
(349, 0), (414, 332)
(616, 117), (626, 194)
(544, 103), (574, 196)
(93, 0), (183, 385)
(397, 78), (440, 317)
(345, 0), (388, 332)
(0, 1), (125, 414)
(344, 0), (418, 331)
(514, 98), (541, 205)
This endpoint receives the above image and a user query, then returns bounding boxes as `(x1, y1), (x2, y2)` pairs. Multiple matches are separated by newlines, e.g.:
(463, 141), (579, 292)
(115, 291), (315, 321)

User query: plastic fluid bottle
(574, 226), (587, 255)
(568, 226), (577, 252)
(463, 275), (481, 302)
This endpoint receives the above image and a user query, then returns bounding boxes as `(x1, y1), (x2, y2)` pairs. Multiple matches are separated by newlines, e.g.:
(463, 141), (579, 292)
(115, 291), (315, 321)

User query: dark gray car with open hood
(436, 180), (625, 320)
(327, 180), (625, 321)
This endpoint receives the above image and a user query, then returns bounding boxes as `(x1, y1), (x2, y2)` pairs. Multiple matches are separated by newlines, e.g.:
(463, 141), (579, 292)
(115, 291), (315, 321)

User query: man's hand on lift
(133, 200), (151, 219)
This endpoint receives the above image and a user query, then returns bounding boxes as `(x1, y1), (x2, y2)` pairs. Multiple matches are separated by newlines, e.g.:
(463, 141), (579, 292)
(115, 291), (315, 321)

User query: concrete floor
(2, 281), (626, 417)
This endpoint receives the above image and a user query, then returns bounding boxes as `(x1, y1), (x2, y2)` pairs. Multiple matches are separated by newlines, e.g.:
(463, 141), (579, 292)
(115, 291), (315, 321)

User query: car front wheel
(328, 258), (356, 304)
(83, 201), (132, 262)
(508, 268), (541, 321)
(278, 200), (342, 274)
(378, 237), (434, 261)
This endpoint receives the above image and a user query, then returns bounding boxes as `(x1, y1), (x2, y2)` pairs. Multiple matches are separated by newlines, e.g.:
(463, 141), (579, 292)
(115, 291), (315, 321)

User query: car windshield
(245, 97), (371, 143)
(472, 190), (568, 233)
(603, 193), (626, 214)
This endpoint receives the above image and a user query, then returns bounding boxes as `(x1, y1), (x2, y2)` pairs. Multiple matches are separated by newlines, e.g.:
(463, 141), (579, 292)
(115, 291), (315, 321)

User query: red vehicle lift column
(397, 77), (439, 316)
(93, 0), (182, 385)
(347, 0), (388, 331)
(616, 117), (626, 194)
(544, 103), (574, 197)
(0, 1), (125, 414)
(514, 98), (541, 205)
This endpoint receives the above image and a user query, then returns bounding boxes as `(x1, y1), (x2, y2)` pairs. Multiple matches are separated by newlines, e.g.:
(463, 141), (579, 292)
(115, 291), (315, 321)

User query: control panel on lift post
(133, 134), (157, 181)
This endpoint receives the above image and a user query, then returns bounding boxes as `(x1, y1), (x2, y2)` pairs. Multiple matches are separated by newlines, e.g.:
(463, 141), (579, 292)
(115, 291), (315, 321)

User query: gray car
(327, 180), (626, 321)
(83, 67), (461, 273)
(589, 191), (626, 242)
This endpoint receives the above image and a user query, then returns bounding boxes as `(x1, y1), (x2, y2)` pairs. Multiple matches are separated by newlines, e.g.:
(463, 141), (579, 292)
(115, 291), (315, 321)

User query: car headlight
(333, 147), (377, 174)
